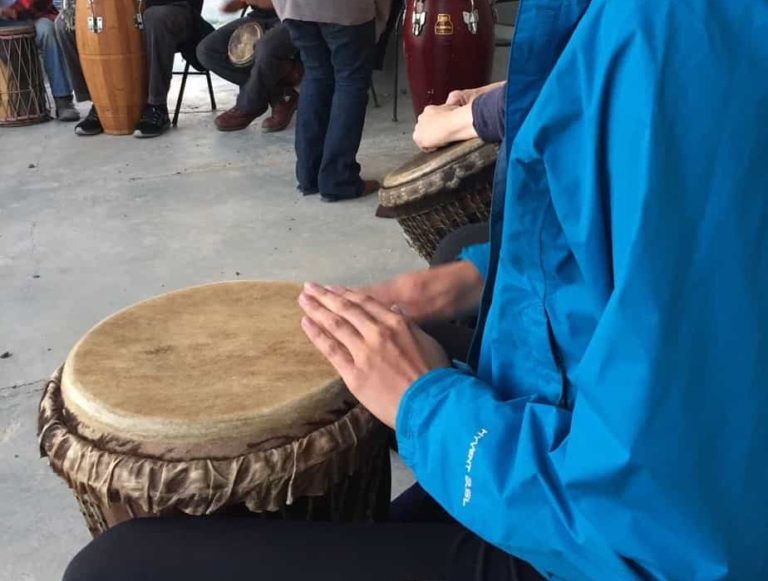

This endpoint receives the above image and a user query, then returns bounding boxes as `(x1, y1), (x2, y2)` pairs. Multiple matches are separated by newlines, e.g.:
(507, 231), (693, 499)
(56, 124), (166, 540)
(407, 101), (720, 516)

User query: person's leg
(137, 2), (193, 136)
(53, 15), (89, 102)
(34, 17), (78, 120)
(284, 19), (333, 194)
(235, 23), (296, 116)
(316, 20), (375, 200)
(143, 2), (194, 106)
(195, 16), (249, 86)
(62, 516), (540, 581)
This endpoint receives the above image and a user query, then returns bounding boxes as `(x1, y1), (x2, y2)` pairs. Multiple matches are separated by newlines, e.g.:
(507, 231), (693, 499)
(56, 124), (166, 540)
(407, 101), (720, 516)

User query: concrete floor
(0, 20), (511, 576)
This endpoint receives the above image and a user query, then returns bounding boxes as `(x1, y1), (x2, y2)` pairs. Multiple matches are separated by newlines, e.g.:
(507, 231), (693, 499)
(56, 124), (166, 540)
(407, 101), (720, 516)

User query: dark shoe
(214, 106), (258, 132)
(261, 89), (299, 133)
(54, 95), (80, 122)
(133, 104), (170, 138)
(74, 105), (103, 136)
(321, 179), (380, 203)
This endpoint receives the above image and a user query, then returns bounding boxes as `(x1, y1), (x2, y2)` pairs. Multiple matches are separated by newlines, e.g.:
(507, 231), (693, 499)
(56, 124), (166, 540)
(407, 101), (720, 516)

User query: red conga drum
(403, 0), (495, 116)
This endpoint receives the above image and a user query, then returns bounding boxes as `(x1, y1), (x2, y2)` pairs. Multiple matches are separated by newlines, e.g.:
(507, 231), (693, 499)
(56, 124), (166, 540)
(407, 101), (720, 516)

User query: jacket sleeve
(458, 243), (490, 280)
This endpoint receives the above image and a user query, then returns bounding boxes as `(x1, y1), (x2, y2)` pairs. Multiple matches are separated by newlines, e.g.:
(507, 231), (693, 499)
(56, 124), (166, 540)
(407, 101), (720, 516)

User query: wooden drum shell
(75, 0), (147, 134)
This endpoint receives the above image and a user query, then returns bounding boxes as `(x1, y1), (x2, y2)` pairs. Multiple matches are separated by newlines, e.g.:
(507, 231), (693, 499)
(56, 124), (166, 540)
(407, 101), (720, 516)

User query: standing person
(54, 0), (213, 137)
(0, 0), (78, 121)
(271, 0), (386, 202)
(195, 0), (300, 133)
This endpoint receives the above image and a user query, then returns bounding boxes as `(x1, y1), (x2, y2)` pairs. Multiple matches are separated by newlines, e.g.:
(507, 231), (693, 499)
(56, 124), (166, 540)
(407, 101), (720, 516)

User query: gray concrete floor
(1, 26), (510, 578)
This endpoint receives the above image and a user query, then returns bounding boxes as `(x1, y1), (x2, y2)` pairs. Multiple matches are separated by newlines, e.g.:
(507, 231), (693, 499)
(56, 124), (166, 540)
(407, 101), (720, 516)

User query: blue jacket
(396, 1), (768, 579)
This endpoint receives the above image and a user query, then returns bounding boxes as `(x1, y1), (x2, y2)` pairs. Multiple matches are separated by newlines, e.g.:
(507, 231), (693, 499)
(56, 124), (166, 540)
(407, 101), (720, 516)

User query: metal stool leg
(393, 6), (404, 122)
(173, 61), (190, 127)
(370, 79), (380, 108)
(206, 70), (217, 111)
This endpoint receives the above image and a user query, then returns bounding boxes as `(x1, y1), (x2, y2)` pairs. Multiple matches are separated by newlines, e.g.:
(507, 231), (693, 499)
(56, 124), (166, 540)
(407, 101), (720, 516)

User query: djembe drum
(0, 24), (50, 126)
(227, 20), (264, 67)
(39, 281), (391, 536)
(404, 0), (495, 115)
(75, 0), (147, 134)
(378, 138), (498, 261)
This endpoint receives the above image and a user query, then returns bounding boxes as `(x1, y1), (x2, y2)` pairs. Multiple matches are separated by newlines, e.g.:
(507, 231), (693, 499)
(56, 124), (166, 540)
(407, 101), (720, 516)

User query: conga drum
(227, 20), (264, 67)
(39, 281), (391, 536)
(75, 0), (147, 134)
(404, 0), (495, 116)
(378, 138), (498, 260)
(0, 25), (50, 126)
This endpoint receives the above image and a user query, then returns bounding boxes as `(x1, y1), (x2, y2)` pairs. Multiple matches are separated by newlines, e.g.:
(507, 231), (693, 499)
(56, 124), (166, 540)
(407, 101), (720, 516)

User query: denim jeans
(0, 17), (73, 98)
(284, 19), (375, 199)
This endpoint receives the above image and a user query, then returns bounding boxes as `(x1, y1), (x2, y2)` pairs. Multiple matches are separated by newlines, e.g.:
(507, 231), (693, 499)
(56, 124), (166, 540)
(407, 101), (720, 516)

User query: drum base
(39, 368), (392, 537)
(397, 186), (492, 261)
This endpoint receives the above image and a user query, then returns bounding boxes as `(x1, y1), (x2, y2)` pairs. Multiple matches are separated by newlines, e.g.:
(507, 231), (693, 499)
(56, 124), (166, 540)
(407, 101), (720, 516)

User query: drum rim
(0, 23), (37, 36)
(381, 138), (492, 190)
(227, 21), (265, 67)
(379, 141), (499, 208)
(60, 280), (350, 449)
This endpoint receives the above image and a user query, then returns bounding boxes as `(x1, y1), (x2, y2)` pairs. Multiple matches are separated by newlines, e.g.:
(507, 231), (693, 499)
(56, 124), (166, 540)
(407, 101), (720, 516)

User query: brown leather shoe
(261, 89), (299, 133)
(214, 106), (258, 132)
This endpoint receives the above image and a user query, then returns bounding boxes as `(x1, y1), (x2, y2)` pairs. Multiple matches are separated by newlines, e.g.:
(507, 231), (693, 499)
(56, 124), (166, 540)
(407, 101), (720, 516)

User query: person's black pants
(63, 517), (542, 581)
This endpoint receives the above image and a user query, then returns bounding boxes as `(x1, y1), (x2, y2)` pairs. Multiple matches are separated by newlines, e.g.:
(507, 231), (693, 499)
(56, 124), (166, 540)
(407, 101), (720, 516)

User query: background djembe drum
(0, 24), (50, 126)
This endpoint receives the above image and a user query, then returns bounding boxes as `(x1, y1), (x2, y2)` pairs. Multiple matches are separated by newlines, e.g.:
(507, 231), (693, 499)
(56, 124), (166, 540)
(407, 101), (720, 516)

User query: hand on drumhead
(361, 262), (484, 324)
(413, 104), (477, 152)
(298, 283), (450, 429)
(445, 88), (478, 107)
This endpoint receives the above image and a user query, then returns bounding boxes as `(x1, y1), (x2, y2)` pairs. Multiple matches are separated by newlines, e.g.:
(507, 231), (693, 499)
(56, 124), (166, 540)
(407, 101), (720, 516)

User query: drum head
(228, 21), (265, 67)
(382, 138), (489, 189)
(61, 281), (350, 456)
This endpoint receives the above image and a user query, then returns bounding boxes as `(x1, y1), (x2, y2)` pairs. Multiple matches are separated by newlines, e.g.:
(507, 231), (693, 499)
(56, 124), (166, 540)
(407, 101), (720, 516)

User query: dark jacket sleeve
(471, 84), (507, 143)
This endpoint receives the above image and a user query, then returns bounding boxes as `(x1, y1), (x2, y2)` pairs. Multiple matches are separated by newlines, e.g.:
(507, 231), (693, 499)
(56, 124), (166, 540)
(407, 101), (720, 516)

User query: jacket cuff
(395, 367), (462, 469)
(458, 242), (491, 280)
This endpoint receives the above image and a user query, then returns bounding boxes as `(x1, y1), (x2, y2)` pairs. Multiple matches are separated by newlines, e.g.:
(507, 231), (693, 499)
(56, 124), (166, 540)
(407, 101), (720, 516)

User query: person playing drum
(195, 0), (300, 133)
(54, 0), (214, 137)
(0, 0), (79, 120)
(62, 0), (768, 579)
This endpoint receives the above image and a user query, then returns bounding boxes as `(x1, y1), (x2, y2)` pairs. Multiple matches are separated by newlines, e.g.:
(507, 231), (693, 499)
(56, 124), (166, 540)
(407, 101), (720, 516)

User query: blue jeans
(284, 19), (375, 199)
(0, 18), (73, 98)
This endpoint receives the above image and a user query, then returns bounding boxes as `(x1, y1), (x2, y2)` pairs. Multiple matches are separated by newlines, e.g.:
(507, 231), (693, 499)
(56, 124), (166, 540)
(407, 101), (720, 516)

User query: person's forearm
(443, 105), (479, 143)
(473, 81), (507, 97)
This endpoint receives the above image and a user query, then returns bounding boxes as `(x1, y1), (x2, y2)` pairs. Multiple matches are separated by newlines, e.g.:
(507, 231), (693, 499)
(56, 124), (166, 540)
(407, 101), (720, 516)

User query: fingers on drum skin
(300, 317), (355, 369)
(297, 293), (365, 349)
(301, 284), (380, 336)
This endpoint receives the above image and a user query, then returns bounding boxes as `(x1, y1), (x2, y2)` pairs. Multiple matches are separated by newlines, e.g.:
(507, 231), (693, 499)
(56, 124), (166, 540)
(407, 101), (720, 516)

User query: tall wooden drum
(39, 281), (391, 535)
(75, 0), (147, 134)
(404, 0), (495, 116)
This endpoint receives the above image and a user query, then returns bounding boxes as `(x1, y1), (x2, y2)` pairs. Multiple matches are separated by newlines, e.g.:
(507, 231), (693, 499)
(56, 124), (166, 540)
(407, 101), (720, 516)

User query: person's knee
(142, 5), (174, 33)
(195, 32), (218, 70)
(35, 17), (55, 46)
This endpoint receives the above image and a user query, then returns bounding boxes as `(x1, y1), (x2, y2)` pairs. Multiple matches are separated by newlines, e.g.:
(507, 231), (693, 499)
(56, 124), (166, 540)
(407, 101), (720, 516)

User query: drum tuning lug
(412, 0), (426, 36)
(134, 13), (144, 30)
(87, 16), (103, 33)
(463, 9), (479, 34)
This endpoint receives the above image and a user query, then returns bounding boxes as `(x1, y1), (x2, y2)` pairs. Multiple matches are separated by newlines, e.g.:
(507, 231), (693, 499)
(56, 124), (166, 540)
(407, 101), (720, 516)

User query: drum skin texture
(38, 281), (391, 535)
(0, 25), (50, 126)
(75, 0), (147, 134)
(404, 0), (495, 116)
